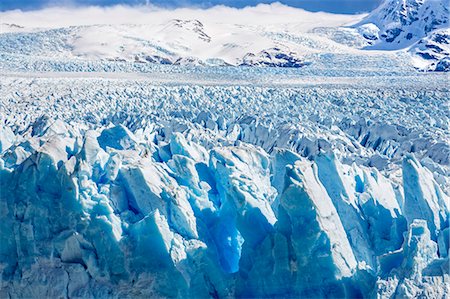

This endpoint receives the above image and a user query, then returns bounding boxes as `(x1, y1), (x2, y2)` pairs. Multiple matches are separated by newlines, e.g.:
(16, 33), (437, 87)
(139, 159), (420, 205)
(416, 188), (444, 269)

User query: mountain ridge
(354, 0), (449, 71)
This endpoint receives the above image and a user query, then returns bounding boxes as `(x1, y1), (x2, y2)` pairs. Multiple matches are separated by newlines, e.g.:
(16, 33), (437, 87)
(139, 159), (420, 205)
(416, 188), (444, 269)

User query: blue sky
(0, 0), (382, 14)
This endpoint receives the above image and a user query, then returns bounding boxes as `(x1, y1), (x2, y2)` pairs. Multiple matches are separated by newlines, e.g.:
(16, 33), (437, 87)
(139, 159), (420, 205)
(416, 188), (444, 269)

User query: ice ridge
(0, 118), (448, 298)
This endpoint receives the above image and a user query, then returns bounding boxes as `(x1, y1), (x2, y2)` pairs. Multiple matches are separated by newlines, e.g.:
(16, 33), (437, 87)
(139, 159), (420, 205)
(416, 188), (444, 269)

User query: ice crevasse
(0, 120), (449, 298)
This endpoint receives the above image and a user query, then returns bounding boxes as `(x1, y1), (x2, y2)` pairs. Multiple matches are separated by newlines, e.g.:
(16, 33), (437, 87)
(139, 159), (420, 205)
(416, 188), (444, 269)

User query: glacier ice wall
(0, 115), (448, 298)
(1, 72), (449, 297)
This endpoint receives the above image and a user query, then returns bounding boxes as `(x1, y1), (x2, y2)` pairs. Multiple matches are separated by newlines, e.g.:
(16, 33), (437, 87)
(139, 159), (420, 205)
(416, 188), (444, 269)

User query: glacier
(0, 72), (449, 298)
(1, 1), (450, 298)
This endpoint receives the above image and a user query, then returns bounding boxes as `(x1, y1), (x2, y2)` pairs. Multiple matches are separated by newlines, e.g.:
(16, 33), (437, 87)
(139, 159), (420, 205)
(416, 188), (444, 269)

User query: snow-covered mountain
(0, 21), (347, 68)
(360, 0), (448, 46)
(0, 4), (363, 68)
(409, 29), (450, 71)
(354, 0), (449, 71)
(1, 1), (448, 71)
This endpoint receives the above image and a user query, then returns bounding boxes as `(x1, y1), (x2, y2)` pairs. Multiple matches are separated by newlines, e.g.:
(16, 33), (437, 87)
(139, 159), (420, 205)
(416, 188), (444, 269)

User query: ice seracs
(402, 155), (449, 241)
(1, 117), (448, 297)
(377, 220), (450, 298)
(1, 2), (449, 297)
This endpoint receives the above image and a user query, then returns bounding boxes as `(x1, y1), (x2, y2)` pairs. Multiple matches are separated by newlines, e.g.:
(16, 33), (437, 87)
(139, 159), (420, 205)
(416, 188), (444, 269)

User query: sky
(0, 0), (382, 14)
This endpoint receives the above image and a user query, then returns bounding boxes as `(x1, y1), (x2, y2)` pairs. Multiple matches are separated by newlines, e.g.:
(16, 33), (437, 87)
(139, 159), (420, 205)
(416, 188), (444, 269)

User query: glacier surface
(0, 70), (449, 298)
(1, 1), (449, 297)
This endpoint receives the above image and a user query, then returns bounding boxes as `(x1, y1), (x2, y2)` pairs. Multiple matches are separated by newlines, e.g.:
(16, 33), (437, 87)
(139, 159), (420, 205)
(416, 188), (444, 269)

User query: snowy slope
(0, 4), (365, 68)
(2, 2), (448, 71)
(1, 1), (447, 71)
(352, 0), (450, 71)
(409, 28), (450, 71)
(0, 21), (360, 67)
(359, 0), (449, 48)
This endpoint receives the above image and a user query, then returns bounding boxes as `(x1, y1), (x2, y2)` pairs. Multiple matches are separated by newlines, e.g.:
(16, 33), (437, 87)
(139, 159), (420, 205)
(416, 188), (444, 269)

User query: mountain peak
(360, 0), (448, 47)
(353, 0), (449, 70)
